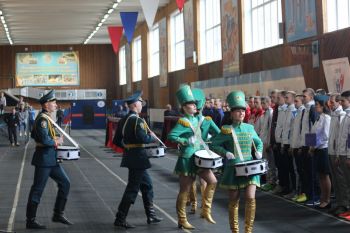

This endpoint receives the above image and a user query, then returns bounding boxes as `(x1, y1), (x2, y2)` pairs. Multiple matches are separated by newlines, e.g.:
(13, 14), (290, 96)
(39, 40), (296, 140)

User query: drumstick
(63, 123), (68, 132)
(144, 121), (167, 148)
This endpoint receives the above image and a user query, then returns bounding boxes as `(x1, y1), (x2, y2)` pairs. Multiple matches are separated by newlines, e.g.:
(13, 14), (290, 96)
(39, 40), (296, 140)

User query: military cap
(192, 88), (205, 110)
(176, 85), (196, 105)
(314, 94), (329, 103)
(227, 91), (246, 110)
(124, 90), (143, 105)
(39, 90), (56, 104)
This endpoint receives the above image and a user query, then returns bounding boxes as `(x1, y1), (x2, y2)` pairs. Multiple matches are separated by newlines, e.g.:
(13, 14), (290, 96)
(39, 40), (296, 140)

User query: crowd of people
(208, 88), (350, 221)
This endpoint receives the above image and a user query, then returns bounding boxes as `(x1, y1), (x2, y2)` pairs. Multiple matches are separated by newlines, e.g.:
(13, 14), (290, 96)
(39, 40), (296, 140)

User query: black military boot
(26, 202), (46, 229)
(143, 198), (163, 224)
(114, 201), (136, 229)
(52, 198), (73, 225)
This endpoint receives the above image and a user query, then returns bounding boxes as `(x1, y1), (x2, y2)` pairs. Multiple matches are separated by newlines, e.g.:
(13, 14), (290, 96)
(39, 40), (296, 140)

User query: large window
(119, 46), (126, 85)
(132, 36), (142, 82)
(148, 24), (160, 77)
(324, 0), (350, 32)
(169, 10), (185, 72)
(199, 0), (222, 64)
(243, 0), (283, 53)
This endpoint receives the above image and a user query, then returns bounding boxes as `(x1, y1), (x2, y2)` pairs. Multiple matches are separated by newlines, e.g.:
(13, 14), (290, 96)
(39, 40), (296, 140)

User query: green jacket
(210, 122), (263, 165)
(197, 114), (220, 141)
(167, 114), (200, 158)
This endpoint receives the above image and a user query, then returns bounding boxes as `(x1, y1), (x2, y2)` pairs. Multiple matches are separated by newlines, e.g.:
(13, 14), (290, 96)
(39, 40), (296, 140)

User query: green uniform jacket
(197, 114), (220, 141)
(210, 122), (263, 165)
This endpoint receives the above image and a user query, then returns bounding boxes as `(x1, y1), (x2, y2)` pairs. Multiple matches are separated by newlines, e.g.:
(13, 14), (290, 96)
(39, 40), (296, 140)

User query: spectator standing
(164, 104), (178, 117)
(28, 106), (36, 133)
(18, 105), (28, 137)
(202, 98), (214, 119)
(213, 99), (224, 127)
(0, 92), (6, 115)
(5, 107), (20, 146)
(56, 105), (64, 127)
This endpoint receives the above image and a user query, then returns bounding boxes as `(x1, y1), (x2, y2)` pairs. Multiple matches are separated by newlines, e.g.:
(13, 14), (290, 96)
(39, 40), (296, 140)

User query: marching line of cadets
(24, 86), (350, 232)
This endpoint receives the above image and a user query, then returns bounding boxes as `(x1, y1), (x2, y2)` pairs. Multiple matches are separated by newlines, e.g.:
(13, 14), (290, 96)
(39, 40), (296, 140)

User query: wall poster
(323, 57), (350, 93)
(159, 18), (168, 87)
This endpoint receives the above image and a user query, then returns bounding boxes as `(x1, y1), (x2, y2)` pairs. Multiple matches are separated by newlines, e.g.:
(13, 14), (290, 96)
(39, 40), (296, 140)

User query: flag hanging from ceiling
(108, 26), (124, 54)
(140, 0), (160, 29)
(120, 12), (139, 43)
(176, 0), (185, 12)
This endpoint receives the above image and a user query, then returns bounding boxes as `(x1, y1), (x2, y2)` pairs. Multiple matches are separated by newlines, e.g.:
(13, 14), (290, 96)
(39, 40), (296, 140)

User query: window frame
(119, 45), (126, 86)
(132, 36), (142, 82)
(169, 10), (185, 72)
(148, 24), (160, 78)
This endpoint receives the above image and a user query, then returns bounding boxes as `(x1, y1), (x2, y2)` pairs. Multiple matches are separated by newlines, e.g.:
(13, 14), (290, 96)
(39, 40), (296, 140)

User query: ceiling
(0, 0), (170, 45)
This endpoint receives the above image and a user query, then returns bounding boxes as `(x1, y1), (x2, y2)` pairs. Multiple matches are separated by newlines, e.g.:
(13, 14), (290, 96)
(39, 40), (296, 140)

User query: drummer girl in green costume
(210, 91), (263, 233)
(187, 88), (220, 214)
(168, 85), (218, 229)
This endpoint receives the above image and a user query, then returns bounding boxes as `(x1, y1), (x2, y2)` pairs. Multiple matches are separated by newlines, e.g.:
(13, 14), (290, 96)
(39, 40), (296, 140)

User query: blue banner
(16, 51), (79, 87)
(120, 12), (138, 43)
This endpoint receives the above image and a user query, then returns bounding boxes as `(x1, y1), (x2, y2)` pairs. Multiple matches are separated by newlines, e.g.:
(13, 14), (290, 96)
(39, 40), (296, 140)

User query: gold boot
(200, 183), (206, 208)
(177, 192), (195, 229)
(244, 198), (256, 233)
(200, 183), (217, 224)
(189, 181), (197, 214)
(229, 199), (239, 233)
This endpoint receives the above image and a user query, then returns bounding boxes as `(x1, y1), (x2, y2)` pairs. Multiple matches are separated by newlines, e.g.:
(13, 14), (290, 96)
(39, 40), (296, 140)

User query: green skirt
(219, 164), (260, 190)
(174, 156), (197, 177)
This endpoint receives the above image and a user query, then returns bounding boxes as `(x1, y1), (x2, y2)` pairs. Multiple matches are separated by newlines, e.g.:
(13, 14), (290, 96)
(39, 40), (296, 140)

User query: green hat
(176, 85), (196, 105)
(192, 88), (205, 110)
(39, 90), (56, 104)
(227, 91), (246, 110)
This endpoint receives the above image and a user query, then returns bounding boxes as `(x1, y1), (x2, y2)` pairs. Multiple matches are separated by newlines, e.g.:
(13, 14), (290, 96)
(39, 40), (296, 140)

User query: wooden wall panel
(0, 44), (118, 100)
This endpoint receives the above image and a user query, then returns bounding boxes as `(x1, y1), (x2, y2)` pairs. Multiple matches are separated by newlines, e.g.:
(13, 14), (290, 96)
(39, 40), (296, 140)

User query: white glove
(226, 152), (235, 160)
(255, 151), (262, 159)
(188, 136), (195, 145)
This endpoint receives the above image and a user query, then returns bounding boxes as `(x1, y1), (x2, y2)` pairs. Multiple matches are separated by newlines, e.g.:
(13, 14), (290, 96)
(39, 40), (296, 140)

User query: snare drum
(57, 146), (80, 160)
(234, 159), (268, 177)
(145, 146), (166, 158)
(194, 150), (223, 169)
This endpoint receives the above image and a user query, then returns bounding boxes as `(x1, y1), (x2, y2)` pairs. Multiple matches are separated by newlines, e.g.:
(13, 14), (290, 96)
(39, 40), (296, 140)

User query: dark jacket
(31, 110), (58, 167)
(5, 113), (19, 128)
(113, 110), (155, 169)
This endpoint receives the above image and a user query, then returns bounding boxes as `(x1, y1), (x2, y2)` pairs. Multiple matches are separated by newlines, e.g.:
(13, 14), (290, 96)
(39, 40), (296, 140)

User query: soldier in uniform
(187, 88), (220, 214)
(210, 91), (263, 233)
(113, 91), (163, 228)
(26, 90), (72, 229)
(168, 85), (218, 229)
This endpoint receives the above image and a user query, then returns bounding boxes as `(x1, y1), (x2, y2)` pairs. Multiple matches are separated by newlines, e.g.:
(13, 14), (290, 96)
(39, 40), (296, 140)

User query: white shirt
(291, 105), (305, 149)
(0, 96), (6, 106)
(336, 107), (350, 158)
(301, 100), (315, 147)
(310, 113), (330, 149)
(259, 107), (273, 145)
(282, 104), (297, 145)
(275, 104), (288, 143)
(328, 106), (345, 155)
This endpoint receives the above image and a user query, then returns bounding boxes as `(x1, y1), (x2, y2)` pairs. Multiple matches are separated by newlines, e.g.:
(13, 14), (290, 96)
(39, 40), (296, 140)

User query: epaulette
(221, 126), (232, 134)
(178, 118), (190, 127)
(204, 116), (212, 121)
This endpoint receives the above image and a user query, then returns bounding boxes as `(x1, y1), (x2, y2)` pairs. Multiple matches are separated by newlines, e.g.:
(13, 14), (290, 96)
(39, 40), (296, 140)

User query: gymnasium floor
(0, 129), (349, 233)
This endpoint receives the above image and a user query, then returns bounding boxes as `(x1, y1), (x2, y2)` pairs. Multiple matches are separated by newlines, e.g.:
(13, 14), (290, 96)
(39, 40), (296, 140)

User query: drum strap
(184, 117), (213, 156)
(230, 126), (245, 162)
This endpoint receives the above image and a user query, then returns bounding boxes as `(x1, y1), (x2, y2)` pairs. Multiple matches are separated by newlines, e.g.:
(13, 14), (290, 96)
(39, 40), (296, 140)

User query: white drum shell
(146, 147), (165, 158)
(194, 150), (223, 169)
(57, 146), (80, 160)
(234, 159), (268, 177)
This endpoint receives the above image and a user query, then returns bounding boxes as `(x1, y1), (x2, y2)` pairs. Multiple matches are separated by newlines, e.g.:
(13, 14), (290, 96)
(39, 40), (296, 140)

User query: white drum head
(57, 146), (78, 150)
(195, 150), (221, 159)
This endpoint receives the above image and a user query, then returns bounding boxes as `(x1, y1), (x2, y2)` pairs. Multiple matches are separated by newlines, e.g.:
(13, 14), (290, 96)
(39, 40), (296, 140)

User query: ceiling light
(84, 1), (120, 44)
(0, 10), (13, 45)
